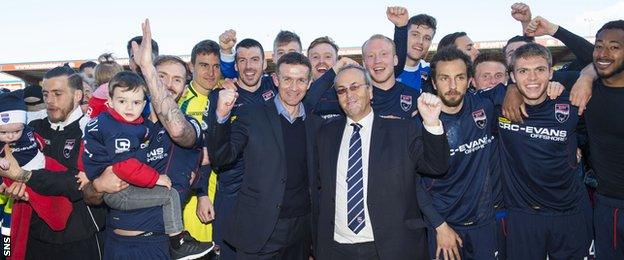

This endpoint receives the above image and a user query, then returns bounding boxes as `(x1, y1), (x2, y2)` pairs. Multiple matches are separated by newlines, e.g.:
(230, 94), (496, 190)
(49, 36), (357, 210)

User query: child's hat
(0, 90), (26, 125)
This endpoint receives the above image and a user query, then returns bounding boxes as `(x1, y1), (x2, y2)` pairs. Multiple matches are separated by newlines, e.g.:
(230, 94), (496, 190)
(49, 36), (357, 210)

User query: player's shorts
(103, 229), (169, 260)
(506, 209), (591, 260)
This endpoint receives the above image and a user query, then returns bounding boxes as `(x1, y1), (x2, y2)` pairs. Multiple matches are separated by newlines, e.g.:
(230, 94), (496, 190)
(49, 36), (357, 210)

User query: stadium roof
(0, 35), (595, 85)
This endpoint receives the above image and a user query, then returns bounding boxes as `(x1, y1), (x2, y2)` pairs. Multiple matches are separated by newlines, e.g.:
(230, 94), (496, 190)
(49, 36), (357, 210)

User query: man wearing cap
(23, 84), (47, 123)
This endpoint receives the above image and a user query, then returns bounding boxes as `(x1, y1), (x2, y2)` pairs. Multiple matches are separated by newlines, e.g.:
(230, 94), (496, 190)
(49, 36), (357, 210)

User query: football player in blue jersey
(422, 47), (500, 260)
(500, 43), (591, 260)
(362, 34), (420, 119)
(388, 6), (436, 92)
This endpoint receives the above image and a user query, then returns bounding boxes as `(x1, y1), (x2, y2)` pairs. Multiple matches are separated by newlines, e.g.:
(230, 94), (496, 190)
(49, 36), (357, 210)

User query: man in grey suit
(315, 65), (449, 259)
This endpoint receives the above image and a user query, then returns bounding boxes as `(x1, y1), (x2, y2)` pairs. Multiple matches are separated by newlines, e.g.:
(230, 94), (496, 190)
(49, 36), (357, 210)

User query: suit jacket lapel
(265, 101), (286, 159)
(367, 116), (386, 202)
(329, 118), (346, 189)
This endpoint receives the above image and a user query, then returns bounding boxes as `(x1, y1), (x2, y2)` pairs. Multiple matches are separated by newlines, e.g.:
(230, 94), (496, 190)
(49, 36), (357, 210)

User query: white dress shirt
(333, 111), (444, 244)
(334, 110), (375, 243)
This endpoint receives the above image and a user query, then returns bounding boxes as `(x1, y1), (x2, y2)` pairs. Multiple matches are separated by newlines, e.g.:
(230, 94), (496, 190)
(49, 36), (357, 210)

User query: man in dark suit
(206, 52), (322, 259)
(315, 65), (449, 260)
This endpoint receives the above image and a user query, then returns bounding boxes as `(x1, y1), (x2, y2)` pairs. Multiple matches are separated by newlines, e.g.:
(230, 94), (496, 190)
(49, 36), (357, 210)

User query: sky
(1, 0), (622, 63)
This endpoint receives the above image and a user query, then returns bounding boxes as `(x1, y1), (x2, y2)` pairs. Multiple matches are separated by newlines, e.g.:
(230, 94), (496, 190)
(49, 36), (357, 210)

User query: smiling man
(390, 8), (437, 92)
(362, 34), (420, 119)
(308, 36), (344, 119)
(581, 20), (624, 260)
(498, 43), (591, 260)
(315, 65), (449, 259)
(207, 52), (323, 259)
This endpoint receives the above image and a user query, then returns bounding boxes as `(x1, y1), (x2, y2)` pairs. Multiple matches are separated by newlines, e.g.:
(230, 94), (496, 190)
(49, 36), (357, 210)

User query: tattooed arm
(131, 19), (197, 148)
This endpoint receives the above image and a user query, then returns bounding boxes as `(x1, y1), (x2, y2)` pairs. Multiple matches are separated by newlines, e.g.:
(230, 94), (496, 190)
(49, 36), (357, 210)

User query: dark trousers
(26, 233), (102, 260)
(102, 229), (169, 260)
(594, 194), (624, 260)
(427, 221), (497, 260)
(506, 209), (591, 260)
(326, 241), (378, 260)
(214, 191), (238, 260)
(236, 214), (311, 260)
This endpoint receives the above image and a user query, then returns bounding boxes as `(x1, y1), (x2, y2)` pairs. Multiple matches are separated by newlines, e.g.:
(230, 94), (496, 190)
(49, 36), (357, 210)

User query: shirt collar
(346, 110), (374, 130)
(49, 106), (83, 131)
(107, 107), (144, 125)
(403, 60), (430, 72)
(274, 95), (306, 124)
(188, 81), (201, 98)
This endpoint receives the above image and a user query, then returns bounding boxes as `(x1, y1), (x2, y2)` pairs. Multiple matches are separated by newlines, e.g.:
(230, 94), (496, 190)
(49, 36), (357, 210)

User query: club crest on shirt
(157, 130), (166, 142)
(63, 139), (75, 159)
(472, 109), (487, 129)
(554, 103), (570, 123)
(0, 113), (9, 124)
(400, 95), (413, 112)
(27, 131), (35, 142)
(421, 71), (429, 81)
(262, 90), (275, 101)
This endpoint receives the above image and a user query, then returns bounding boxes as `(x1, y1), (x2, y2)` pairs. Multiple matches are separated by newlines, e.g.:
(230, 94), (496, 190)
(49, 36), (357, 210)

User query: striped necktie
(347, 122), (365, 234)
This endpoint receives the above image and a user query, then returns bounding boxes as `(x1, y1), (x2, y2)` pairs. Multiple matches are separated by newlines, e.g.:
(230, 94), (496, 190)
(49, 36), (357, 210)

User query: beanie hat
(0, 90), (27, 125)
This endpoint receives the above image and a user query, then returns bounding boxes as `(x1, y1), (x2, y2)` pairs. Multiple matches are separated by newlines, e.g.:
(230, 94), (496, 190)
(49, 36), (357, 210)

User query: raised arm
(524, 15), (593, 66)
(412, 93), (449, 176)
(219, 29), (238, 79)
(206, 88), (250, 166)
(131, 19), (197, 148)
(511, 3), (532, 34)
(387, 6), (409, 76)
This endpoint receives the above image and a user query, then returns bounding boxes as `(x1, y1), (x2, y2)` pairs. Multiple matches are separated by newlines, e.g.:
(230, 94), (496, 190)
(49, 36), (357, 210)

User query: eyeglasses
(335, 83), (366, 95)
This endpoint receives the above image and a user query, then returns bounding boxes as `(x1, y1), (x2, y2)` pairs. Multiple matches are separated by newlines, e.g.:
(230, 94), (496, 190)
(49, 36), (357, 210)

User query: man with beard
(418, 47), (504, 260)
(498, 43), (591, 259)
(362, 34), (420, 119)
(0, 65), (105, 259)
(98, 21), (212, 259)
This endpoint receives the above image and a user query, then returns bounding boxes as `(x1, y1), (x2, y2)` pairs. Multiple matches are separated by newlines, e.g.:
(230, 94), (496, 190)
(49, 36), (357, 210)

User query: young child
(86, 53), (123, 119)
(0, 89), (74, 260)
(81, 71), (214, 259)
(0, 92), (45, 172)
